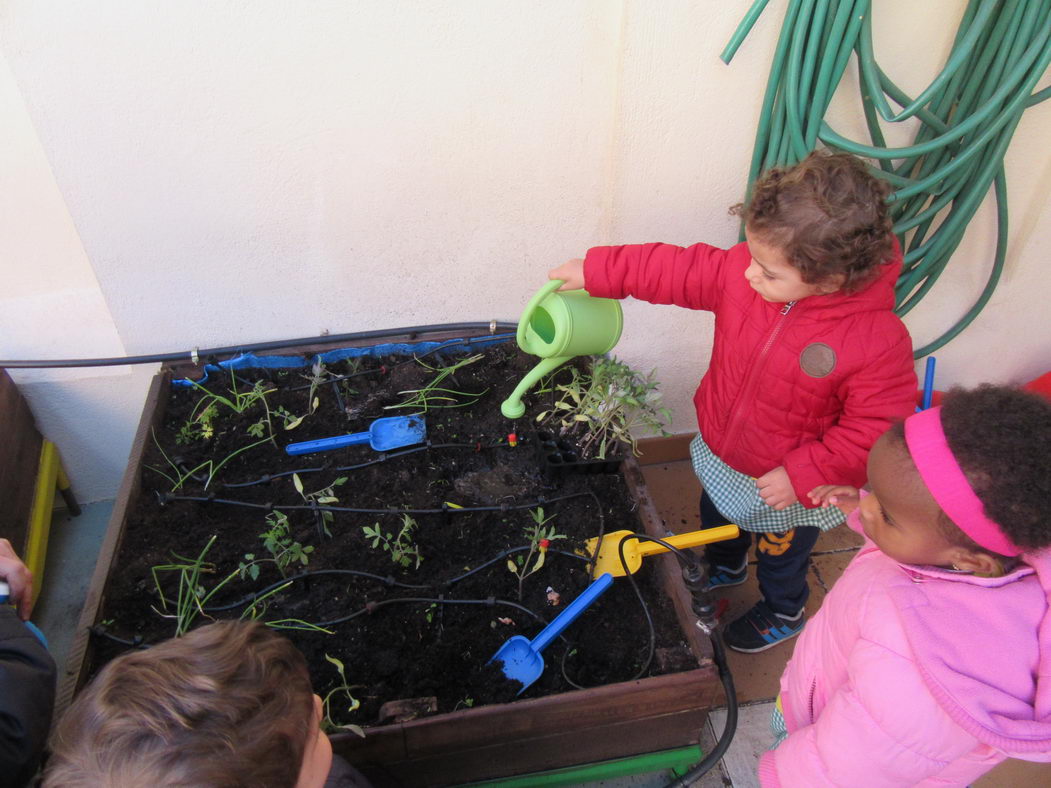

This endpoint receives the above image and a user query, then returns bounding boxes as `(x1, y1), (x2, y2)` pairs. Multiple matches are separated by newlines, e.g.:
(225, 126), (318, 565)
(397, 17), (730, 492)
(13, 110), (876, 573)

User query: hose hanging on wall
(721, 0), (1051, 357)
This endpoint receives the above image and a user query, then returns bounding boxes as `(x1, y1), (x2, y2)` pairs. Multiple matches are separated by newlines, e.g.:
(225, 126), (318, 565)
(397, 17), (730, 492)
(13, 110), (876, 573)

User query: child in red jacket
(548, 151), (916, 652)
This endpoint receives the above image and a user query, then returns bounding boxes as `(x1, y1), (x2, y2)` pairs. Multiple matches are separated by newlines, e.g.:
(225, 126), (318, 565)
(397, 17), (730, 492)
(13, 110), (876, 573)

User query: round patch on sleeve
(799, 342), (836, 378)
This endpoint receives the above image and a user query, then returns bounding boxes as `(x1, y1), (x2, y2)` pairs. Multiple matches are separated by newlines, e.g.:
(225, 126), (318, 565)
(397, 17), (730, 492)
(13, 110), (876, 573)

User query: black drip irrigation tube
(602, 533), (738, 787)
(0, 321), (518, 368)
(157, 490), (596, 517)
(194, 440), (515, 490)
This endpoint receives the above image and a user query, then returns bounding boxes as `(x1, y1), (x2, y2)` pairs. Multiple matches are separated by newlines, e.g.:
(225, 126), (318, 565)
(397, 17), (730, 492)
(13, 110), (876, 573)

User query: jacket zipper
(721, 300), (797, 463)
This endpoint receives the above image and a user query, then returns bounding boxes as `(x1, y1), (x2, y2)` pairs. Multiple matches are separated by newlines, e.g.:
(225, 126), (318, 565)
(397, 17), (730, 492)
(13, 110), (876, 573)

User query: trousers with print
(699, 491), (819, 616)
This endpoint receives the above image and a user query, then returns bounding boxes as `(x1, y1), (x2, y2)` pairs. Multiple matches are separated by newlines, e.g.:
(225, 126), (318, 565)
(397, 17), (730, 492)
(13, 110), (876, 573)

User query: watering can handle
(530, 572), (614, 655)
(516, 279), (565, 350)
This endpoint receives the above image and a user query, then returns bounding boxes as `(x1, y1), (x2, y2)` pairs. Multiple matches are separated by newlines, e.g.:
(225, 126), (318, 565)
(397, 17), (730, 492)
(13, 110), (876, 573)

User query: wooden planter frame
(58, 330), (721, 786)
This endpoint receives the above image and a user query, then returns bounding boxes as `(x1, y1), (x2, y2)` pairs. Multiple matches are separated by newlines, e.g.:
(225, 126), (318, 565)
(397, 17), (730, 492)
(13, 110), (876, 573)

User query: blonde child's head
(859, 385), (1051, 574)
(735, 150), (894, 296)
(44, 620), (332, 788)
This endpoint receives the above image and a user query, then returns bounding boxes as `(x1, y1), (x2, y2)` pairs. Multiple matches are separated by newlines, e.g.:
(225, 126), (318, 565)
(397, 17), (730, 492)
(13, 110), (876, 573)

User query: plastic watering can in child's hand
(500, 279), (623, 419)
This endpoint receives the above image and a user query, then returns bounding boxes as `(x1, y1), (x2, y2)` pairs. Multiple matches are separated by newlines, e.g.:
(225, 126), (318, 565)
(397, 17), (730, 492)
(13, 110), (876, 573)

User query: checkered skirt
(689, 434), (844, 533)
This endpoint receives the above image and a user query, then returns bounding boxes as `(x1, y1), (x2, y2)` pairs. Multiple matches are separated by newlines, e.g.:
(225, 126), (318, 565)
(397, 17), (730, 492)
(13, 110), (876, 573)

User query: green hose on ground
(721, 0), (1051, 358)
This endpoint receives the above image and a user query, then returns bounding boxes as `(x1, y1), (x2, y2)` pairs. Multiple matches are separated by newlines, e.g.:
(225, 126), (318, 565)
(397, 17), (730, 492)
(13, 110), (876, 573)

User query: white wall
(1, 1), (1049, 502)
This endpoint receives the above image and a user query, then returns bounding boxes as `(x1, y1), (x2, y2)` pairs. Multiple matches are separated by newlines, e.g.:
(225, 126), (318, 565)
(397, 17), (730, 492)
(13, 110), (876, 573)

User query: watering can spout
(500, 356), (571, 419)
(501, 280), (622, 420)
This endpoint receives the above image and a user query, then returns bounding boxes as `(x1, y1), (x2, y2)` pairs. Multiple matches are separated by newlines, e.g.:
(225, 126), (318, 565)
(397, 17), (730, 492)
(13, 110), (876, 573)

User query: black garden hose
(0, 321), (517, 368)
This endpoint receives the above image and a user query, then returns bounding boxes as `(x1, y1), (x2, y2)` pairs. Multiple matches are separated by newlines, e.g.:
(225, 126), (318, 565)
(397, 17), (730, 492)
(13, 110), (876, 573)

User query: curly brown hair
(733, 150), (894, 293)
(44, 620), (317, 788)
(939, 384), (1051, 552)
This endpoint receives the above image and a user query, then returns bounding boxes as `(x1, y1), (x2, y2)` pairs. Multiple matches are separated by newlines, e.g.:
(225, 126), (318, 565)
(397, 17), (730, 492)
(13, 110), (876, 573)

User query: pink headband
(904, 406), (1022, 556)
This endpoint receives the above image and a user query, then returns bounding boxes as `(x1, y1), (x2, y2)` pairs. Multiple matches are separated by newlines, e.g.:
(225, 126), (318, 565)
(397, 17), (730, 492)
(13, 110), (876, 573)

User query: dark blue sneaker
(705, 557), (749, 589)
(724, 600), (805, 653)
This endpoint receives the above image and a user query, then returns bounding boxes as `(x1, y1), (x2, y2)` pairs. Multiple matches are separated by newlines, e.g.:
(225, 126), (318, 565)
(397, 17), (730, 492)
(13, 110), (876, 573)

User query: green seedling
(321, 654), (365, 737)
(176, 402), (219, 444)
(536, 357), (671, 459)
(384, 353), (488, 412)
(363, 514), (422, 569)
(251, 510), (314, 577)
(150, 535), (243, 637)
(506, 508), (566, 600)
(293, 473), (348, 537)
(148, 428), (270, 491)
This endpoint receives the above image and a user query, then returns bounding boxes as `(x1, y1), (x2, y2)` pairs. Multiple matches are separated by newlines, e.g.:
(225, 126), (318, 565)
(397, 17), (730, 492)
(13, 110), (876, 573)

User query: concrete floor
(30, 461), (1047, 786)
(33, 499), (114, 676)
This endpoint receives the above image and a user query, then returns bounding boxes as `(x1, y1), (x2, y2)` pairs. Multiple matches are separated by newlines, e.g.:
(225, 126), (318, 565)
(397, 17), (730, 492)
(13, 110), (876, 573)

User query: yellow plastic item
(582, 525), (741, 578)
(25, 441), (78, 601)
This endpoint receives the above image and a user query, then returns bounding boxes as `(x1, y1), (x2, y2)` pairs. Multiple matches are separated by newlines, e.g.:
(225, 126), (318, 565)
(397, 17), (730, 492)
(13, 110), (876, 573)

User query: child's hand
(0, 538), (34, 620)
(756, 466), (798, 511)
(808, 485), (860, 515)
(548, 258), (586, 291)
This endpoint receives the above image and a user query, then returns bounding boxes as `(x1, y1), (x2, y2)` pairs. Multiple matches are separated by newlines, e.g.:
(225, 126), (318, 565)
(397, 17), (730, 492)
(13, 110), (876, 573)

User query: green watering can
(500, 279), (623, 419)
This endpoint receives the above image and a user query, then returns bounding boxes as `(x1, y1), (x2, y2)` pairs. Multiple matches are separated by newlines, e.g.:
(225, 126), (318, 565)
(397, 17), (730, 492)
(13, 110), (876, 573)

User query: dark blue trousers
(699, 491), (819, 616)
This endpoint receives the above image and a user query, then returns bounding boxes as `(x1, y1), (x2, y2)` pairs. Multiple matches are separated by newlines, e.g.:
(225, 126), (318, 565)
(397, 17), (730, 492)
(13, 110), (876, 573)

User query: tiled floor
(32, 499), (114, 676)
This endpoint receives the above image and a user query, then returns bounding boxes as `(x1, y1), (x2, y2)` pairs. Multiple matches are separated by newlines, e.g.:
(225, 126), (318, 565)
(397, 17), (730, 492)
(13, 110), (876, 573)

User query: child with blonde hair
(44, 620), (371, 787)
(549, 150), (916, 651)
(761, 385), (1051, 785)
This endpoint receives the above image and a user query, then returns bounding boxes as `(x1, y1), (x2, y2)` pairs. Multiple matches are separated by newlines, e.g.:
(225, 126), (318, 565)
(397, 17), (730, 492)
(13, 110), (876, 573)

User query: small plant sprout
(507, 508), (566, 600)
(363, 514), (423, 569)
(275, 363), (322, 431)
(176, 402), (218, 444)
(293, 473), (348, 537)
(148, 427), (271, 492)
(384, 353), (488, 412)
(151, 536), (244, 637)
(536, 357), (672, 459)
(255, 510), (313, 577)
(321, 654), (365, 737)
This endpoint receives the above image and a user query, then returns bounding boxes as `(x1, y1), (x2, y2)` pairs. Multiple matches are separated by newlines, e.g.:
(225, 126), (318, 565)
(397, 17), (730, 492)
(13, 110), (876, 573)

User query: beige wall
(2, 1), (1049, 501)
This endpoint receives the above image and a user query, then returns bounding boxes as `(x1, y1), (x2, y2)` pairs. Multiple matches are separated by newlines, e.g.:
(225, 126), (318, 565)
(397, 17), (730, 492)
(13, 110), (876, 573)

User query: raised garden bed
(60, 328), (721, 786)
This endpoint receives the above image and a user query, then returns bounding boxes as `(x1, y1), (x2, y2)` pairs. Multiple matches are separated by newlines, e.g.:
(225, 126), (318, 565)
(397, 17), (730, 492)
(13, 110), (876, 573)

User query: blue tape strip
(173, 334), (514, 387)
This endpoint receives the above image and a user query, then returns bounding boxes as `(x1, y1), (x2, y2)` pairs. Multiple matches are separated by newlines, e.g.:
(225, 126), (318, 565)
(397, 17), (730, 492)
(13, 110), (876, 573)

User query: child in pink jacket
(761, 385), (1051, 786)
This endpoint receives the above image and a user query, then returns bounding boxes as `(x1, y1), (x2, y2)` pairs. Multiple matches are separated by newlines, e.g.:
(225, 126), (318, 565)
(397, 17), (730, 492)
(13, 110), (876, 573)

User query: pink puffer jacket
(583, 240), (916, 505)
(760, 509), (1051, 786)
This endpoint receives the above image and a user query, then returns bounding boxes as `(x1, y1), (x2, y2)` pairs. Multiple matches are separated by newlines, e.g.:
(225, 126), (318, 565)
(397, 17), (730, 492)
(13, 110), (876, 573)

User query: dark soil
(89, 337), (696, 729)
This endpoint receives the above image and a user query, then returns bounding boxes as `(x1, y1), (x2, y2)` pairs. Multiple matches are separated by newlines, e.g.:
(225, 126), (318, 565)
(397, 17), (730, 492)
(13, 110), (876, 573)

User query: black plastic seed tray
(534, 430), (624, 478)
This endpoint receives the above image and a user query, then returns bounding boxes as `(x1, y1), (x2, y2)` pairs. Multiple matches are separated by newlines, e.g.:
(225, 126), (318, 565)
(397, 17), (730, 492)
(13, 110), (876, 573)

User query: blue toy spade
(489, 572), (614, 694)
(286, 415), (426, 456)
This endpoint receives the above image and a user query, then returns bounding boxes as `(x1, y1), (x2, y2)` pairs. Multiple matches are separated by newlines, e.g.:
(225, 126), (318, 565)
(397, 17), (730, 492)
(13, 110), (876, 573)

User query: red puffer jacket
(583, 240), (916, 506)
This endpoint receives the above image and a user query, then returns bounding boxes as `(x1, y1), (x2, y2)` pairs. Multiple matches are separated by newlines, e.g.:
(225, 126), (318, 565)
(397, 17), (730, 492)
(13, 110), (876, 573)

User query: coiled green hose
(722, 0), (1051, 357)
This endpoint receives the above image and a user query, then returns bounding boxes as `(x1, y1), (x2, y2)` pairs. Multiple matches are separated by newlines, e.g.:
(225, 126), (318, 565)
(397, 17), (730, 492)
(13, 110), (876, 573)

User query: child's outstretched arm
(569, 242), (737, 312)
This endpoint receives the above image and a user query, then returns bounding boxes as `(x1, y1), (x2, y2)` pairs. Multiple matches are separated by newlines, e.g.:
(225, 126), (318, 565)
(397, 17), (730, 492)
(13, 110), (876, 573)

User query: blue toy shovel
(286, 415), (426, 456)
(489, 572), (614, 694)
